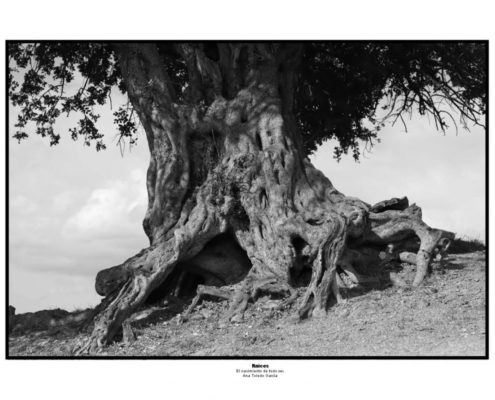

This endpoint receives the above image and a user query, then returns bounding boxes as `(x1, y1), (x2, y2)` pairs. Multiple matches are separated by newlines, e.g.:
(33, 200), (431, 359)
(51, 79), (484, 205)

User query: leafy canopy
(8, 42), (486, 159)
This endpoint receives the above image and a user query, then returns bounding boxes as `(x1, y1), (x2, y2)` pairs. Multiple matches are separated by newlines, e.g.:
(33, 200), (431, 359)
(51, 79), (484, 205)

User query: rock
(375, 293), (382, 300)
(231, 314), (243, 323)
(260, 301), (280, 310)
(201, 309), (213, 319)
(417, 299), (430, 308)
(390, 274), (408, 288)
(9, 305), (15, 316)
(340, 309), (350, 318)
(133, 310), (152, 321)
(190, 313), (204, 321)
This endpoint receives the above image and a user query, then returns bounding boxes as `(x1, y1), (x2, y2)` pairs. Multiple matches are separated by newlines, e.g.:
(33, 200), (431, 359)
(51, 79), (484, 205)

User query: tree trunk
(74, 43), (453, 355)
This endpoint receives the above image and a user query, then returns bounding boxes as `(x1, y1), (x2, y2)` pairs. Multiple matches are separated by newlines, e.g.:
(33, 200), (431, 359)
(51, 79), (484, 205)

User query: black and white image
(7, 41), (487, 358)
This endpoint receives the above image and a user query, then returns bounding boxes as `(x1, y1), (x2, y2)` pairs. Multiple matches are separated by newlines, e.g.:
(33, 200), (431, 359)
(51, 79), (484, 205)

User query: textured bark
(74, 43), (453, 354)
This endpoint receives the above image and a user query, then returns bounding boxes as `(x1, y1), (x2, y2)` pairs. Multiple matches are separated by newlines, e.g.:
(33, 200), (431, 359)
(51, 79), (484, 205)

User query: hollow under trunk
(74, 43), (454, 355)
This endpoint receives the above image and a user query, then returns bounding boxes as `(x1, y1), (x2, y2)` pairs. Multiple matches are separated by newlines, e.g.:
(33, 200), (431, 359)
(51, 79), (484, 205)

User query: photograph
(7, 41), (486, 360)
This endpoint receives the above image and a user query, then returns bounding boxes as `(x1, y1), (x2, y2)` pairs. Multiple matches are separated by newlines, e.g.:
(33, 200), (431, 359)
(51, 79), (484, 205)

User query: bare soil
(8, 251), (486, 357)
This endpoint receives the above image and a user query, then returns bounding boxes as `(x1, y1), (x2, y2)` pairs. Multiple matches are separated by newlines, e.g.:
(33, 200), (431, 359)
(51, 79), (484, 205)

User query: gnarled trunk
(74, 43), (453, 355)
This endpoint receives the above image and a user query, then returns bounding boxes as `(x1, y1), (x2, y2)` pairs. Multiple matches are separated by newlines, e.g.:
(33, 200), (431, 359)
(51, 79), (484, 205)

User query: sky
(8, 77), (486, 315)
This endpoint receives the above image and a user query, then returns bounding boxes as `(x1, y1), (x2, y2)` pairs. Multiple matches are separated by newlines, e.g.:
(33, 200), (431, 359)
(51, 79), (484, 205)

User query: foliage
(8, 42), (486, 159)
(296, 42), (486, 158)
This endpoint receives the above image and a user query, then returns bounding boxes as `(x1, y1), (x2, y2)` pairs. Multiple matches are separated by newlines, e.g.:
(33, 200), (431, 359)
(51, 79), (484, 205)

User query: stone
(9, 305), (15, 316)
(133, 310), (152, 321)
(340, 309), (350, 318)
(417, 299), (430, 308)
(260, 301), (280, 310)
(231, 314), (243, 323)
(190, 313), (204, 321)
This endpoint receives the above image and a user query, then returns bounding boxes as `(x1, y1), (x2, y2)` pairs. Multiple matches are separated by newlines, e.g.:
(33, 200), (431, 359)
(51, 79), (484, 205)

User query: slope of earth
(8, 251), (486, 357)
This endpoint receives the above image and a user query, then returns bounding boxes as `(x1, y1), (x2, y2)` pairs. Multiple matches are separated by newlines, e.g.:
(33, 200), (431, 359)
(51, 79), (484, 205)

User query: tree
(8, 41), (487, 354)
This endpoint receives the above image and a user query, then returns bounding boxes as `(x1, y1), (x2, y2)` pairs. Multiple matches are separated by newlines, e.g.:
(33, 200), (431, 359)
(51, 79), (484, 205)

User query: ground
(8, 250), (486, 357)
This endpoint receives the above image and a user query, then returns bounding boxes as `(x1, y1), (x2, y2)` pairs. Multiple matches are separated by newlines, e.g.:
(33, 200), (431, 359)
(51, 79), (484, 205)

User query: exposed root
(73, 326), (106, 355)
(276, 287), (299, 311)
(79, 288), (120, 333)
(122, 319), (137, 344)
(73, 249), (179, 354)
(221, 287), (251, 323)
(181, 275), (298, 325)
(298, 214), (347, 320)
(368, 205), (455, 287)
(180, 285), (234, 323)
(339, 262), (379, 285)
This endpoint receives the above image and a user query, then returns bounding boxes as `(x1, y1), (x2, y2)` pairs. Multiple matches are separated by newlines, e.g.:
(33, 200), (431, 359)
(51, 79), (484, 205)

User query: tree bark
(74, 43), (453, 354)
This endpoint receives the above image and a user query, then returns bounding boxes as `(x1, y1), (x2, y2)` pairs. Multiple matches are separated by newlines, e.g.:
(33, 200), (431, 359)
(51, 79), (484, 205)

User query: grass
(71, 303), (96, 313)
(450, 234), (486, 254)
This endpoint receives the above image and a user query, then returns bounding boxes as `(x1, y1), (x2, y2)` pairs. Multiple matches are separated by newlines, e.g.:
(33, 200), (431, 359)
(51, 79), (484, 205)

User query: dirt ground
(8, 250), (486, 357)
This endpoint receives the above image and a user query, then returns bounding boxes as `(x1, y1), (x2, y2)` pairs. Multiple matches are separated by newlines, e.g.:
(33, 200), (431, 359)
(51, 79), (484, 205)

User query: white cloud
(9, 165), (150, 312)
(64, 169), (147, 239)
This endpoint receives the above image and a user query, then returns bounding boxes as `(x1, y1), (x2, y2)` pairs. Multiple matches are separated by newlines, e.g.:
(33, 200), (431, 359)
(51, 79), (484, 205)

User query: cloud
(8, 93), (153, 312)
(9, 168), (150, 313)
(63, 169), (147, 240)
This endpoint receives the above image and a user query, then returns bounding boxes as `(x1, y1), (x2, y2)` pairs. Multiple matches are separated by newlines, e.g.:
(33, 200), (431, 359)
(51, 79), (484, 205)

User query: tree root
(122, 319), (137, 344)
(297, 214), (347, 320)
(397, 236), (452, 273)
(221, 287), (251, 323)
(368, 205), (455, 287)
(339, 262), (379, 285)
(180, 285), (235, 323)
(180, 275), (299, 325)
(73, 250), (178, 355)
(80, 191), (455, 354)
(73, 326), (106, 355)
